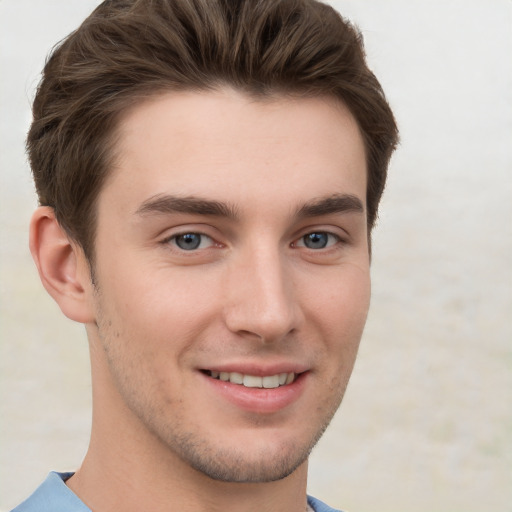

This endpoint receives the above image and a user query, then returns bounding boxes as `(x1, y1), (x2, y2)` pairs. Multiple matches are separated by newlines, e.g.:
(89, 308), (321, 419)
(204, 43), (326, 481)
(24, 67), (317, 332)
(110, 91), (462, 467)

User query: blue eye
(172, 233), (212, 251)
(299, 232), (338, 249)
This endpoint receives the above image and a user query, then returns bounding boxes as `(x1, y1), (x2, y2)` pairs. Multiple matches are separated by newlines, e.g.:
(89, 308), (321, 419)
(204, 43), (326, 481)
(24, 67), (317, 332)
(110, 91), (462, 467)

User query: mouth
(202, 370), (297, 389)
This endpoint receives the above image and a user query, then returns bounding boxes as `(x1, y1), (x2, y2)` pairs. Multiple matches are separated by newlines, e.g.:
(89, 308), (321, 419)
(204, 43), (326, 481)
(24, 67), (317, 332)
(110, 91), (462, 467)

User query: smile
(204, 370), (296, 388)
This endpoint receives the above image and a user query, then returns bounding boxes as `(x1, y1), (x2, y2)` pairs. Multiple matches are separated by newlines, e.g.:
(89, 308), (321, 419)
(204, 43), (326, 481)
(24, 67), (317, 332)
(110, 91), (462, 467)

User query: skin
(30, 89), (370, 512)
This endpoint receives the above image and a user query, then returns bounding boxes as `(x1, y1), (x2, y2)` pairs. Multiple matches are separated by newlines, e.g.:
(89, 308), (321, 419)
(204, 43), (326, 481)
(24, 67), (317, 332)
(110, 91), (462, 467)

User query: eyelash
(293, 232), (342, 250)
(163, 232), (216, 251)
(162, 230), (343, 253)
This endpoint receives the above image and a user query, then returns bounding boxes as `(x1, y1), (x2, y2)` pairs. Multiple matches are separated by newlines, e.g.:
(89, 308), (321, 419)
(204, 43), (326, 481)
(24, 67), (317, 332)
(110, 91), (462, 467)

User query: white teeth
(262, 375), (280, 389)
(230, 372), (244, 385)
(208, 371), (296, 388)
(243, 375), (262, 388)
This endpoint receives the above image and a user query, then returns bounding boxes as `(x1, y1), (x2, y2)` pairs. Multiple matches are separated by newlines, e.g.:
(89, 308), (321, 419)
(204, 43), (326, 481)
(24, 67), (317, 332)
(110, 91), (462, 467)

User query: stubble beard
(111, 364), (346, 484)
(159, 406), (340, 483)
(131, 392), (345, 484)
(93, 291), (349, 484)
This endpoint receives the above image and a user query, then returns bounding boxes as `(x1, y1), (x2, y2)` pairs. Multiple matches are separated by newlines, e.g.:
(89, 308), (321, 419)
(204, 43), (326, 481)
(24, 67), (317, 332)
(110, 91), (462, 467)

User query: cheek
(316, 271), (370, 393)
(97, 267), (221, 363)
(311, 266), (371, 338)
(307, 267), (370, 388)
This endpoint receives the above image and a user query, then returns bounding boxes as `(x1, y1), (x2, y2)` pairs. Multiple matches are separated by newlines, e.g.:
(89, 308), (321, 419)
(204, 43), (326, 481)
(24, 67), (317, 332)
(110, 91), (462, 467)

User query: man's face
(87, 89), (370, 482)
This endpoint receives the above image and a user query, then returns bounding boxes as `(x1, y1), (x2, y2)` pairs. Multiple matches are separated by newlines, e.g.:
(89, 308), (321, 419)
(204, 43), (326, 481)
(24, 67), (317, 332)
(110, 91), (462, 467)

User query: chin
(183, 443), (311, 483)
(162, 419), (332, 484)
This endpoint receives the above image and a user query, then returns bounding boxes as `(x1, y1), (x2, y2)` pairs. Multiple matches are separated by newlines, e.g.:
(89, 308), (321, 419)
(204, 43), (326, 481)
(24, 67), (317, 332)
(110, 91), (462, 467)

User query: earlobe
(29, 206), (95, 324)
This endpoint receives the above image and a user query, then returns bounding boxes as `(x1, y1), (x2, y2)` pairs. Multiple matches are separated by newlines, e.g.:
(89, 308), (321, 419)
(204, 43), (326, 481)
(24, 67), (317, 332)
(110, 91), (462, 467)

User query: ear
(29, 206), (95, 324)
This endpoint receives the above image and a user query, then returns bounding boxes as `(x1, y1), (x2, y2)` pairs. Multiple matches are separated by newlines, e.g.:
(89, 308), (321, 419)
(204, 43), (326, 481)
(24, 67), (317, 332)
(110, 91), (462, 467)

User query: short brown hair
(28, 0), (398, 262)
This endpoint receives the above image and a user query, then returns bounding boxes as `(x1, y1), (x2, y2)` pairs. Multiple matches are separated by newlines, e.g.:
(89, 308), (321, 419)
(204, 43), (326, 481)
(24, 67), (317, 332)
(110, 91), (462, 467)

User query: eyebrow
(135, 194), (239, 220)
(135, 192), (363, 222)
(295, 193), (364, 219)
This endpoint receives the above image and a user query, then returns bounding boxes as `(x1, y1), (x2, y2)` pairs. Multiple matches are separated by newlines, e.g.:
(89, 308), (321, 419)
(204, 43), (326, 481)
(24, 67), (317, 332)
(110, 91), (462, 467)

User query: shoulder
(12, 477), (343, 512)
(10, 472), (90, 512)
(307, 495), (344, 512)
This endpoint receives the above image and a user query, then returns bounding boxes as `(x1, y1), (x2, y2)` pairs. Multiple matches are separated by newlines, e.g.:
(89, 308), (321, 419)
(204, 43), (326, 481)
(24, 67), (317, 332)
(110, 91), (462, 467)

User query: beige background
(1, 1), (511, 511)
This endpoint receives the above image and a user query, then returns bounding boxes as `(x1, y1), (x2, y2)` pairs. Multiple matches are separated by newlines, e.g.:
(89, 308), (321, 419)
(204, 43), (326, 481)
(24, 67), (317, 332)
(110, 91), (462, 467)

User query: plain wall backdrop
(1, 1), (511, 511)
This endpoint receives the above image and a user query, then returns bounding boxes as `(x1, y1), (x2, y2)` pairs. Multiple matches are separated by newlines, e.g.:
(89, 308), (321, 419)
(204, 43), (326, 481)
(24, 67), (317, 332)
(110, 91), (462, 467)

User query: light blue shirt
(11, 473), (89, 512)
(11, 472), (342, 512)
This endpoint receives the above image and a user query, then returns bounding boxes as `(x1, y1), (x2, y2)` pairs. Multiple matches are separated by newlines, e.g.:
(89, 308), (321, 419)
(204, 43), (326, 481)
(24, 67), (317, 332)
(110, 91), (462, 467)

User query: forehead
(103, 88), (367, 216)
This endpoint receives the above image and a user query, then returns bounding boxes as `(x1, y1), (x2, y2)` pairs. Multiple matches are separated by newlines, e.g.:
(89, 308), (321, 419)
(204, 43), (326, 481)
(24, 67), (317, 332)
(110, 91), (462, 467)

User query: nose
(223, 246), (302, 343)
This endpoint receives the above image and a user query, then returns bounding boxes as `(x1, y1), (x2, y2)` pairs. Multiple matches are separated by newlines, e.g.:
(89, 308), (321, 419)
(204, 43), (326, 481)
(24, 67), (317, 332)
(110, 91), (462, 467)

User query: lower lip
(201, 372), (308, 414)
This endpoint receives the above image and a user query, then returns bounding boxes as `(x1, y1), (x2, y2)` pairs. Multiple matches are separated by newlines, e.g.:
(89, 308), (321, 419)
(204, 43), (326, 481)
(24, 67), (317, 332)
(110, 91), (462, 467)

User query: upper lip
(199, 361), (309, 377)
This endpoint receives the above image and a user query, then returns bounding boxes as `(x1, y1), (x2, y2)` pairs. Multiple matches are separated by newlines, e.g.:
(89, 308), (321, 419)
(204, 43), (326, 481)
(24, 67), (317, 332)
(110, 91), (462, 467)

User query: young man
(14, 1), (398, 511)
